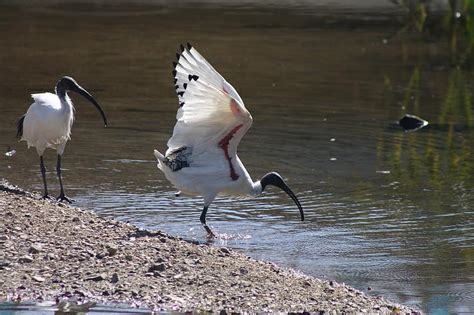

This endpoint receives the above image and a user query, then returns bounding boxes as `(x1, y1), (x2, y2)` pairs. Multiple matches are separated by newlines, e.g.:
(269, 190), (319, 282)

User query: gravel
(0, 181), (421, 313)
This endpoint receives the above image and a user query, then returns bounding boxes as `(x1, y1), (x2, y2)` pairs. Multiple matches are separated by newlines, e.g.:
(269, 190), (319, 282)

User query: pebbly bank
(0, 181), (420, 313)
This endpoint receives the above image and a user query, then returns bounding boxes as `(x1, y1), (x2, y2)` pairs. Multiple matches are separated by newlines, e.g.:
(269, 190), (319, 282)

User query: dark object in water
(399, 114), (428, 132)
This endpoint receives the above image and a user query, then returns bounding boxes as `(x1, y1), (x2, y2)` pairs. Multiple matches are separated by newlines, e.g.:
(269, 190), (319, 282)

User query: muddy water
(0, 1), (473, 313)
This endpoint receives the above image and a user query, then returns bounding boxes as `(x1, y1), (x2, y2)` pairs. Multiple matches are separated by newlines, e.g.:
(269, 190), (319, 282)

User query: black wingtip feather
(187, 42), (192, 50)
(16, 114), (25, 138)
(177, 91), (184, 97)
(172, 61), (177, 68)
(188, 74), (199, 81)
(172, 70), (177, 77)
(180, 44), (185, 52)
(176, 53), (180, 60)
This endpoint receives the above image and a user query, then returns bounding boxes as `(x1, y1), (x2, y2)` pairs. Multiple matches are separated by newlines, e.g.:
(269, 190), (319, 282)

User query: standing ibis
(17, 76), (107, 202)
(154, 43), (304, 237)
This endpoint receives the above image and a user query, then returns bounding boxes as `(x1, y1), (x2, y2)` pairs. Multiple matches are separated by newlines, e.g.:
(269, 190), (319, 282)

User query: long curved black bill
(71, 84), (108, 127)
(261, 172), (304, 221)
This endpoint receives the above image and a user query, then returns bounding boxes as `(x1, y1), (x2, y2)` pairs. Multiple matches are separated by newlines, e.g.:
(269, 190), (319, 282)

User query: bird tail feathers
(154, 149), (165, 161)
(153, 150), (165, 170)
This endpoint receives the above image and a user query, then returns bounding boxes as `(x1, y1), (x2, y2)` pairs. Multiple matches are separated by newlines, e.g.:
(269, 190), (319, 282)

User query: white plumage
(18, 76), (107, 202)
(154, 43), (304, 237)
(22, 92), (74, 156)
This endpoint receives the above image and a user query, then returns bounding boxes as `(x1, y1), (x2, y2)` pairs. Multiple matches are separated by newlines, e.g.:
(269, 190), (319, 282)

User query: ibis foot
(203, 224), (216, 239)
(41, 194), (53, 200)
(57, 194), (74, 203)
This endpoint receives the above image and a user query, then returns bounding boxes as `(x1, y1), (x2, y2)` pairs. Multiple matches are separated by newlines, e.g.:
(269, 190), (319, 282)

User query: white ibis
(154, 43), (304, 237)
(17, 76), (107, 202)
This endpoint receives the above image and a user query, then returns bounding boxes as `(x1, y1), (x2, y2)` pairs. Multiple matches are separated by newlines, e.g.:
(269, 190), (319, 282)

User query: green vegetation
(394, 0), (474, 66)
(380, 2), (474, 192)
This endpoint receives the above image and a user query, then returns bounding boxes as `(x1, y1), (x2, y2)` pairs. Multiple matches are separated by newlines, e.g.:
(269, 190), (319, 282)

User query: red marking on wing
(218, 124), (244, 181)
(230, 98), (241, 115)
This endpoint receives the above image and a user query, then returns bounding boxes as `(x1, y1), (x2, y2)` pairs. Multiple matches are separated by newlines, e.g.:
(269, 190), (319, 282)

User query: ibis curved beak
(260, 172), (304, 221)
(71, 84), (108, 127)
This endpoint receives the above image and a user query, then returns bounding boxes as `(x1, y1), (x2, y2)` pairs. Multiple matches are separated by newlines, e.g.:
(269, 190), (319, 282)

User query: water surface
(0, 1), (473, 313)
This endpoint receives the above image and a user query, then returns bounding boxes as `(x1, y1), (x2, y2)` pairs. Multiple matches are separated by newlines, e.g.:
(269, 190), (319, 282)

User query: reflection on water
(0, 1), (473, 313)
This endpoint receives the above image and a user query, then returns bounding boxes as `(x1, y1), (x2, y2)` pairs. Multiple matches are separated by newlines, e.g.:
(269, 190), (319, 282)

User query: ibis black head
(55, 76), (108, 127)
(260, 172), (304, 221)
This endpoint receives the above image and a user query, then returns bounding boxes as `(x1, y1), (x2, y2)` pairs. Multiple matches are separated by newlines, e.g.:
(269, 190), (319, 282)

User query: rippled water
(1, 1), (474, 313)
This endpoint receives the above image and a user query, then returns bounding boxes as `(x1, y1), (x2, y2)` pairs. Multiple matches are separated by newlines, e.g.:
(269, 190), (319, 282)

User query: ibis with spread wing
(154, 43), (304, 237)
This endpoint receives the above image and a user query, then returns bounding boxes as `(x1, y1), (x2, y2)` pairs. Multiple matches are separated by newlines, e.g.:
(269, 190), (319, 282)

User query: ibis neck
(55, 83), (67, 100)
(251, 181), (263, 196)
(57, 92), (73, 113)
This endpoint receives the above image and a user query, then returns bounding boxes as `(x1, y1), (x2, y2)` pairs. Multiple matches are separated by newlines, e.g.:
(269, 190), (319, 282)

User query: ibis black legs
(200, 206), (216, 238)
(56, 154), (72, 203)
(38, 155), (72, 203)
(199, 206), (208, 224)
(39, 156), (49, 199)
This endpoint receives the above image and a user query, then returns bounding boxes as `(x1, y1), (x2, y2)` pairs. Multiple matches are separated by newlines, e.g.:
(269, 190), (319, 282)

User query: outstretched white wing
(167, 43), (252, 173)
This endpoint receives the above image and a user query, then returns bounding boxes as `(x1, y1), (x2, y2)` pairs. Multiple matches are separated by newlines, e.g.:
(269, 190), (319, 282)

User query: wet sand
(0, 181), (420, 313)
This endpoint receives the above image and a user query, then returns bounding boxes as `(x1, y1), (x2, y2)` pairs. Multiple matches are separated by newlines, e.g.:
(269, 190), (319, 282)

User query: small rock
(148, 263), (165, 273)
(32, 275), (45, 283)
(73, 290), (85, 297)
(44, 253), (57, 261)
(156, 257), (165, 264)
(19, 255), (33, 263)
(0, 261), (11, 269)
(29, 244), (42, 254)
(220, 247), (230, 254)
(0, 235), (10, 241)
(85, 274), (106, 282)
(95, 252), (107, 259)
(106, 244), (118, 256)
(111, 273), (119, 283)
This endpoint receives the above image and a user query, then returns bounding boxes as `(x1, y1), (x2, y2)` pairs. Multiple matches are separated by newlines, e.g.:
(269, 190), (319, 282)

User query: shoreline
(0, 181), (420, 313)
